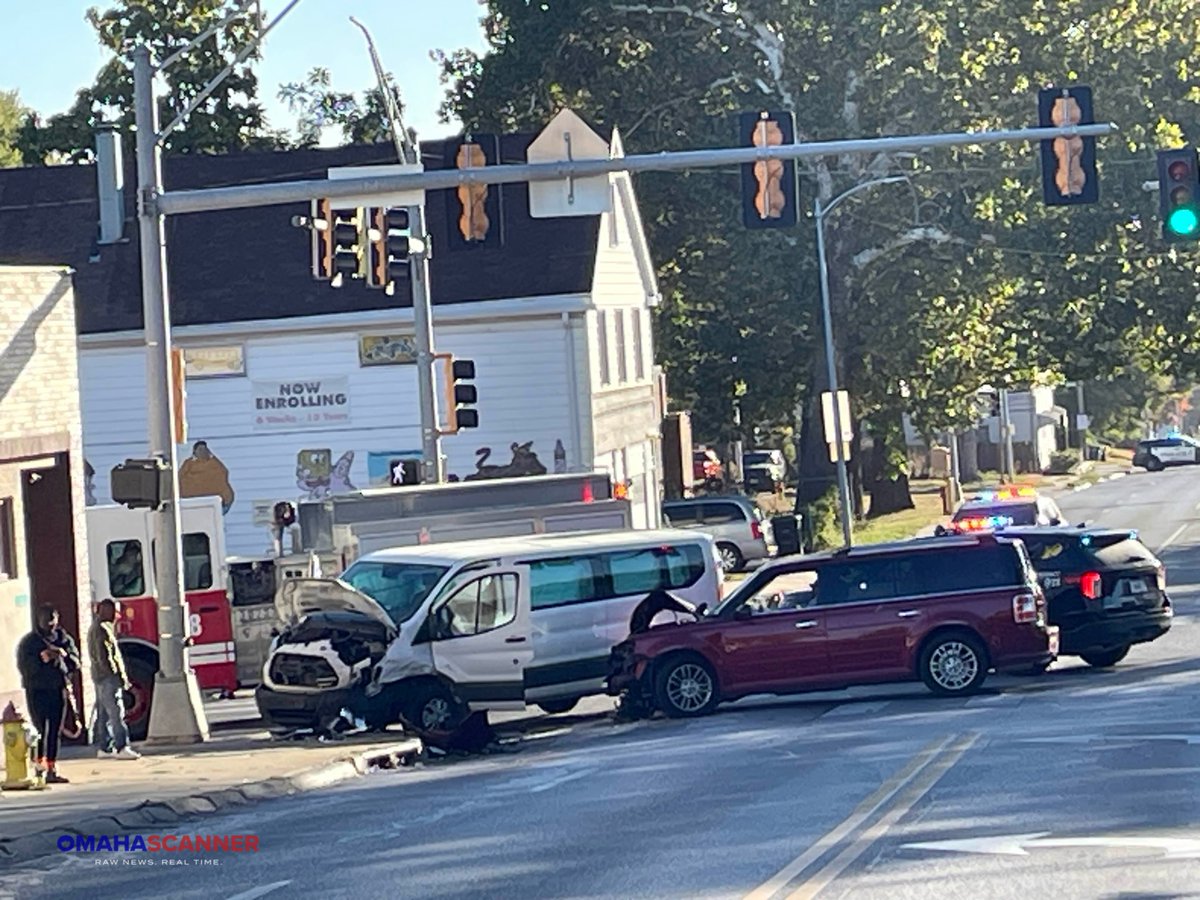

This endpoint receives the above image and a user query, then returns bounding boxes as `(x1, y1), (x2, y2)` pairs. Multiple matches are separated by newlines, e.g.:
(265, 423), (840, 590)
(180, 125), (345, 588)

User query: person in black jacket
(16, 605), (81, 784)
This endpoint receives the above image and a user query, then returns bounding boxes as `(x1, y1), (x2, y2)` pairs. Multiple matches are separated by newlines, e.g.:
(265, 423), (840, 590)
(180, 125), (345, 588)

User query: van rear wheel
(716, 543), (744, 573)
(537, 698), (579, 715)
(1081, 645), (1130, 668)
(919, 631), (988, 696)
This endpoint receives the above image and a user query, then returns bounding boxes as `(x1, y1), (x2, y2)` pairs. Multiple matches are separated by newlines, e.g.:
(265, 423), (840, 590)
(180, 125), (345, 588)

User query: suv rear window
(1017, 535), (1091, 570)
(1087, 536), (1157, 569)
(953, 503), (1038, 526)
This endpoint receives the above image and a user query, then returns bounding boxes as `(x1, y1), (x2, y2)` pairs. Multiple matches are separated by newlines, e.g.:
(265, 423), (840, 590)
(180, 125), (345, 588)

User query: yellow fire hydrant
(2, 701), (44, 791)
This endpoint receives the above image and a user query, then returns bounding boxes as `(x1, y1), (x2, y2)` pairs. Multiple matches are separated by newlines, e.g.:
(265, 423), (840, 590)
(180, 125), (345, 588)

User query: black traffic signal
(330, 207), (365, 285)
(443, 135), (503, 248)
(368, 207), (425, 292)
(110, 459), (169, 510)
(739, 110), (799, 229)
(388, 459), (420, 486)
(450, 358), (479, 430)
(1038, 86), (1099, 206)
(1157, 147), (1200, 242)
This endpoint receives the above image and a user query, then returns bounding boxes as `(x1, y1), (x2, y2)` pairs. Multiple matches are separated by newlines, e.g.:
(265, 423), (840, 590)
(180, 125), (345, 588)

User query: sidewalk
(0, 724), (420, 864)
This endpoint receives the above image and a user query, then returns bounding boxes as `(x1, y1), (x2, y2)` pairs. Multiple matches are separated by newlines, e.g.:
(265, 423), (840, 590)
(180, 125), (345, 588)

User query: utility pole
(132, 46), (208, 744)
(1076, 381), (1088, 457)
(998, 388), (1016, 480)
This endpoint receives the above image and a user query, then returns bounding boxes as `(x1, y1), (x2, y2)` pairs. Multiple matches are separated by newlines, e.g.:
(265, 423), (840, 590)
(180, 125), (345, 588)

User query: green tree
(18, 1), (282, 163)
(0, 90), (27, 167)
(278, 67), (411, 149)
(438, 0), (1200, 519)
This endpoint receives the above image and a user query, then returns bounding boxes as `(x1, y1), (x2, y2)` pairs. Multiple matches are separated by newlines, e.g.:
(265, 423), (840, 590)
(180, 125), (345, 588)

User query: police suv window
(107, 540), (145, 598)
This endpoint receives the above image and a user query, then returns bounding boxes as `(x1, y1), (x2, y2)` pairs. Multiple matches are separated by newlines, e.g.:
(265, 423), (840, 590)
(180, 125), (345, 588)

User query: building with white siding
(0, 129), (666, 557)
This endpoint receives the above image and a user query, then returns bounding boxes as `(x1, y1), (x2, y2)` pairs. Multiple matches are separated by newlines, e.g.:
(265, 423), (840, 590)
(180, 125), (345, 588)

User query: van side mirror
(934, 525), (947, 537)
(432, 605), (453, 639)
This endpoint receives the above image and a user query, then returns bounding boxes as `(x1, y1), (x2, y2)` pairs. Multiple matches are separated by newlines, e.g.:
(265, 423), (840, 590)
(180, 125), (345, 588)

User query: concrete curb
(0, 738), (421, 866)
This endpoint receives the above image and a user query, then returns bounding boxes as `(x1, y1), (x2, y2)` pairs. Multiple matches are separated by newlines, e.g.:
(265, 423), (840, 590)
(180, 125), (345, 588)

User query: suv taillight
(1013, 592), (1039, 624)
(1157, 564), (1167, 591)
(751, 520), (763, 541)
(1079, 570), (1102, 600)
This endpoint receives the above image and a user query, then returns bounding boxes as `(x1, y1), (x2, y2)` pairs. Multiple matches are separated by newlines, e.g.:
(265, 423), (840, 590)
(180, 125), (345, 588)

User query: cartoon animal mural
(179, 440), (236, 514)
(464, 442), (548, 481)
(296, 449), (358, 500)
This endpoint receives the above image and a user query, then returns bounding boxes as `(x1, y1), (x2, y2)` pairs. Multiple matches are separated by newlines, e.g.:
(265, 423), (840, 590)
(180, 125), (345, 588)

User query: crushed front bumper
(256, 684), (355, 732)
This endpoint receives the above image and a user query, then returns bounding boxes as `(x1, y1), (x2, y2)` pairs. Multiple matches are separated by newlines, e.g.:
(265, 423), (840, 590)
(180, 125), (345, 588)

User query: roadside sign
(822, 390), (853, 443)
(527, 109), (612, 218)
(1076, 414), (1091, 430)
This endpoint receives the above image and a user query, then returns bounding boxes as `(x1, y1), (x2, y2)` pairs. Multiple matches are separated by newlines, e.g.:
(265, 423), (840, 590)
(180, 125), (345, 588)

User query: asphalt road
(5, 466), (1200, 899)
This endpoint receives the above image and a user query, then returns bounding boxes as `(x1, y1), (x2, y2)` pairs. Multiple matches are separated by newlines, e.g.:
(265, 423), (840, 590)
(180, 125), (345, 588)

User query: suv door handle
(794, 620), (819, 629)
(897, 610), (920, 619)
(505, 636), (528, 644)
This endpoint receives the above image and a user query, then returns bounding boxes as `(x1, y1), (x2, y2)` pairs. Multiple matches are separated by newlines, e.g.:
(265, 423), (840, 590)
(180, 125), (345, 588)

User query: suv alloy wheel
(919, 631), (989, 695)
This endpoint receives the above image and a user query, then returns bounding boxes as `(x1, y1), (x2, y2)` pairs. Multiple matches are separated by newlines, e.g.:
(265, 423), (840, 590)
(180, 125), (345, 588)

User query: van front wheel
(654, 654), (719, 718)
(537, 698), (579, 715)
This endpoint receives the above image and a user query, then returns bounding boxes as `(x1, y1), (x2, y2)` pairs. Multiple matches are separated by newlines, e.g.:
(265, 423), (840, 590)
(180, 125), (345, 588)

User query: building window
(614, 309), (628, 383)
(0, 499), (15, 580)
(597, 311), (611, 386)
(632, 308), (646, 381)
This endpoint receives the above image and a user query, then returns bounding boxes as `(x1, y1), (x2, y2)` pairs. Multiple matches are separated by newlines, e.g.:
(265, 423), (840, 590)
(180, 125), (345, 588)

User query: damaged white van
(255, 530), (722, 736)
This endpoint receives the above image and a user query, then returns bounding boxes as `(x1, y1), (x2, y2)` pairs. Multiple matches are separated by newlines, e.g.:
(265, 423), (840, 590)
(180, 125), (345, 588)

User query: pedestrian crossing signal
(739, 111), (799, 229)
(1038, 86), (1099, 206)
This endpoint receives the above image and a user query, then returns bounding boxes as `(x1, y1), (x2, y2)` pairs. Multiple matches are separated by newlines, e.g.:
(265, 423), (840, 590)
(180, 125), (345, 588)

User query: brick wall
(0, 267), (93, 717)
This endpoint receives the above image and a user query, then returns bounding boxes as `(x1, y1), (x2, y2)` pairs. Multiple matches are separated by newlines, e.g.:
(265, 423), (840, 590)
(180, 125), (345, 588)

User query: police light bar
(953, 515), (1015, 533)
(974, 486), (1038, 502)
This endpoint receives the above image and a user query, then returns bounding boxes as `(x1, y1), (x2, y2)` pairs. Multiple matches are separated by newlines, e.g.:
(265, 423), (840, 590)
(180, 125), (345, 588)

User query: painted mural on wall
(179, 441), (236, 514)
(465, 442), (549, 481)
(296, 449), (358, 500)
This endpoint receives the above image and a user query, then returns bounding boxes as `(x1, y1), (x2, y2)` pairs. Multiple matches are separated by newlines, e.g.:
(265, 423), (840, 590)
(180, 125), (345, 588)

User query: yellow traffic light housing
(1038, 86), (1099, 206)
(739, 110), (799, 229)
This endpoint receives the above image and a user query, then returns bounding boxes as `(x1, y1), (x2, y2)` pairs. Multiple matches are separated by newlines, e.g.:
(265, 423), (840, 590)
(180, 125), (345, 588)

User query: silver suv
(661, 496), (775, 572)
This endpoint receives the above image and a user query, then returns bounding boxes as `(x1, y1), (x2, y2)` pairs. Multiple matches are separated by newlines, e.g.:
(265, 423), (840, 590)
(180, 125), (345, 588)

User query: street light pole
(132, 47), (208, 743)
(813, 175), (908, 549)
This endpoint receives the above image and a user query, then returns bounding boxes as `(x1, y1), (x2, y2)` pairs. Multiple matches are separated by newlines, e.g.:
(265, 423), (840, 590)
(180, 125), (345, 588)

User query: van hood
(627, 590), (702, 635)
(277, 578), (394, 630)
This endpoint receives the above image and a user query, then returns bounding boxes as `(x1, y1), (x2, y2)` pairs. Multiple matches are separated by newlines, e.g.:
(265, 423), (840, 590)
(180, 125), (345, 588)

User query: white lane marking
(822, 701), (891, 718)
(743, 734), (960, 900)
(966, 692), (1018, 707)
(784, 733), (981, 899)
(904, 832), (1200, 858)
(529, 767), (595, 793)
(1159, 523), (1188, 553)
(1073, 483), (1092, 493)
(225, 882), (293, 900)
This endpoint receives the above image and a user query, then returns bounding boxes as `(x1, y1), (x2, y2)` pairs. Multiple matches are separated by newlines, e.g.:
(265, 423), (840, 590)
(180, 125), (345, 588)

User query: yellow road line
(743, 733), (959, 900)
(785, 731), (980, 900)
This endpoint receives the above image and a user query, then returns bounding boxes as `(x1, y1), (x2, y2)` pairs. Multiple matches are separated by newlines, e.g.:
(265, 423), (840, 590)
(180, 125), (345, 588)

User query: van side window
(440, 573), (518, 637)
(530, 557), (599, 609)
(699, 503), (742, 525)
(660, 545), (706, 589)
(182, 532), (213, 590)
(609, 549), (662, 594)
(818, 558), (898, 605)
(916, 547), (1023, 594)
(107, 540), (145, 598)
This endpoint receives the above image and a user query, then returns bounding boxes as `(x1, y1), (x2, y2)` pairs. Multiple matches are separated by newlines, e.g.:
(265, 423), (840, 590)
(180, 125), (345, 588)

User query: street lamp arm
(155, 0), (258, 74)
(820, 175), (909, 218)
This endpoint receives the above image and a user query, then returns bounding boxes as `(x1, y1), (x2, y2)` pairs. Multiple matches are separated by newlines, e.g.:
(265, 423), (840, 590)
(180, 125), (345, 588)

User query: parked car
(607, 533), (1059, 718)
(661, 496), (775, 572)
(742, 449), (787, 493)
(1004, 526), (1171, 668)
(693, 448), (723, 490)
(938, 487), (1066, 535)
(1133, 435), (1200, 471)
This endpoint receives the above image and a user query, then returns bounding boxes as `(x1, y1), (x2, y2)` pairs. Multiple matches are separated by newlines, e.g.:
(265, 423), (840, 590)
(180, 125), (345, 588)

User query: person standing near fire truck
(16, 605), (81, 784)
(88, 599), (140, 759)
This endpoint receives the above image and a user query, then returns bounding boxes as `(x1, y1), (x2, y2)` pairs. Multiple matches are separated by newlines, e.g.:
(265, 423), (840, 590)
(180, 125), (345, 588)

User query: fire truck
(85, 496), (236, 740)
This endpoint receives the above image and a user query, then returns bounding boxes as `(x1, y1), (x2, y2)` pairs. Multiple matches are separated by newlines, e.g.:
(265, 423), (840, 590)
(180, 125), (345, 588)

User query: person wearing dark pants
(16, 605), (81, 784)
(88, 599), (139, 759)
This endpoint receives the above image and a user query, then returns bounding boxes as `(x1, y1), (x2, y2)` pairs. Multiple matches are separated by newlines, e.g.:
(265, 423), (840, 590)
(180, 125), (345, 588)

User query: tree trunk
(793, 392), (838, 506)
(864, 408), (916, 518)
(960, 429), (980, 482)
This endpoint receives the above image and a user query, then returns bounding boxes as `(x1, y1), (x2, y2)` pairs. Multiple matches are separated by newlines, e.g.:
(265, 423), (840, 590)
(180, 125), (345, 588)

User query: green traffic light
(1167, 206), (1200, 237)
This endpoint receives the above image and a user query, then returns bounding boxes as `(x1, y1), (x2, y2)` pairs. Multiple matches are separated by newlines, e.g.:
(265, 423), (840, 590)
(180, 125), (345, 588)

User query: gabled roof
(0, 137), (602, 334)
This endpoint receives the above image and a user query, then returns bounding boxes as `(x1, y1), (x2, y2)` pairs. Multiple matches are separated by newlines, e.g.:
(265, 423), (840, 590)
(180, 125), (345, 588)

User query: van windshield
(340, 561), (450, 625)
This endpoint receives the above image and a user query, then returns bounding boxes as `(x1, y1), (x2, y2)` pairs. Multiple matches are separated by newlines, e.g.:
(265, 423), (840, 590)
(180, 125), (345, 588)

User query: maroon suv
(607, 534), (1059, 717)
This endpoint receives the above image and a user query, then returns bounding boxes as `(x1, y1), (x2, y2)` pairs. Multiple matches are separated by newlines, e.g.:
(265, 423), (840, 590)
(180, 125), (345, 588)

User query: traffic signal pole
(407, 203), (444, 483)
(132, 47), (209, 744)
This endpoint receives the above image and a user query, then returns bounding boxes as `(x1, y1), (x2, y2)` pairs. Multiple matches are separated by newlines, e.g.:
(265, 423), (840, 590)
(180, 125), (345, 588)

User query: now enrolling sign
(252, 378), (351, 431)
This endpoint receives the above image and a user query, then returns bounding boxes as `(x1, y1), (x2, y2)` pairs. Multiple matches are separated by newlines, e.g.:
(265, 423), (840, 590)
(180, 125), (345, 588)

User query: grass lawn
(853, 489), (946, 545)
